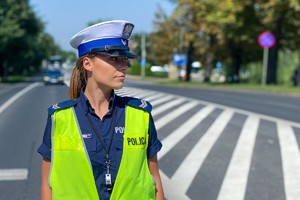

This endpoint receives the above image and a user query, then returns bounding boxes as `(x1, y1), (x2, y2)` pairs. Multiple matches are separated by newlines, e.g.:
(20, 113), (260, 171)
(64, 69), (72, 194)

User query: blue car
(43, 69), (64, 85)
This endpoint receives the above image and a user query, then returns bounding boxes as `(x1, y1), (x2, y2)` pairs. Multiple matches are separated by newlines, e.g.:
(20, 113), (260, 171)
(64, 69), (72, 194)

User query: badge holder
(106, 159), (112, 191)
(106, 173), (112, 191)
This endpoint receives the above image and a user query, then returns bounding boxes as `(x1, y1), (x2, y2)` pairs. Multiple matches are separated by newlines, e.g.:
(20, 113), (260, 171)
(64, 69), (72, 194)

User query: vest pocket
(115, 139), (123, 150)
(54, 136), (84, 150)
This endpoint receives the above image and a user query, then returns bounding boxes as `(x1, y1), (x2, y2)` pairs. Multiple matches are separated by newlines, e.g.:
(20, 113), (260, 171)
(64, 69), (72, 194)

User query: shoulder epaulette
(123, 97), (152, 113)
(48, 99), (77, 114)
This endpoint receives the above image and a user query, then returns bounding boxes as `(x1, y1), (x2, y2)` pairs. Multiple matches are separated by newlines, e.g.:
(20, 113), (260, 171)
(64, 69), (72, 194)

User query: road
(0, 79), (299, 200)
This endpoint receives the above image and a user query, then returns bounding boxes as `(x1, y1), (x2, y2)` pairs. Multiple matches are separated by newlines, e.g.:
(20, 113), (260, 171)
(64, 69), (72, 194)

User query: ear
(82, 57), (93, 71)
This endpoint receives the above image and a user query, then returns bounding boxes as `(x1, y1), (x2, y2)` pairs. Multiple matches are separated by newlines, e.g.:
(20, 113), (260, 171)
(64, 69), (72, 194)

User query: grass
(128, 75), (300, 96)
(0, 75), (27, 83)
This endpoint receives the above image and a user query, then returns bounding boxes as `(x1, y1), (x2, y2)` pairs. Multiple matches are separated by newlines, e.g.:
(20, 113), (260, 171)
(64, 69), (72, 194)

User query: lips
(115, 75), (125, 80)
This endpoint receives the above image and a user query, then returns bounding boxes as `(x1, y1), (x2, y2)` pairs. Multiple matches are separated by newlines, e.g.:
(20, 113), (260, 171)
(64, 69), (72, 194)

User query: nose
(115, 62), (129, 72)
(115, 57), (130, 69)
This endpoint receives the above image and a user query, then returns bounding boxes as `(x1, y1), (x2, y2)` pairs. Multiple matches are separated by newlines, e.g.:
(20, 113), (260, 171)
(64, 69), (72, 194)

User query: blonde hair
(68, 54), (96, 99)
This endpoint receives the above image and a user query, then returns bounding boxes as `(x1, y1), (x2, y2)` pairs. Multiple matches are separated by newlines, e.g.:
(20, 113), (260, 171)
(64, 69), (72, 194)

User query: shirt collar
(79, 89), (116, 116)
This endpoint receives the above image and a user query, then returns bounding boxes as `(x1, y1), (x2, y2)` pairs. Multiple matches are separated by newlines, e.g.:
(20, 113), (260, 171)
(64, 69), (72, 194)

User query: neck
(84, 86), (113, 119)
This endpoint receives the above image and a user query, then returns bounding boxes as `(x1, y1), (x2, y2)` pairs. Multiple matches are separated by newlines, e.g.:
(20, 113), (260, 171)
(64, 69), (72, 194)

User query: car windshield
(45, 70), (62, 75)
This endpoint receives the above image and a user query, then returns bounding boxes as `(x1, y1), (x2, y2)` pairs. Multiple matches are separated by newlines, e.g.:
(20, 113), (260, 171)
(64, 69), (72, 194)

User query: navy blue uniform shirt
(37, 90), (162, 199)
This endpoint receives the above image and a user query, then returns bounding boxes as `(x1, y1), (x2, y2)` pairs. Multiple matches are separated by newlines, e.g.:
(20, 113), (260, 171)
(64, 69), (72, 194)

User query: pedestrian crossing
(116, 87), (300, 200)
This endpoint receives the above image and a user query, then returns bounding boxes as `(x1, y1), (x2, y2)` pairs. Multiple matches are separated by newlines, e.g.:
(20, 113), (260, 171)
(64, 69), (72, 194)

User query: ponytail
(68, 54), (97, 99)
(68, 57), (87, 99)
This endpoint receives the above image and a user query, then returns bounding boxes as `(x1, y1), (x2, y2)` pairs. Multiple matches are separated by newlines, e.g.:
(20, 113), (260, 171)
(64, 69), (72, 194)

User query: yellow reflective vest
(49, 105), (155, 200)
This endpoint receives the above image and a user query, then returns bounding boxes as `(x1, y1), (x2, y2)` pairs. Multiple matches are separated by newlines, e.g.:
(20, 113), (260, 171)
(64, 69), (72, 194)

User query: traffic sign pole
(141, 33), (146, 78)
(258, 31), (276, 86)
(262, 47), (269, 86)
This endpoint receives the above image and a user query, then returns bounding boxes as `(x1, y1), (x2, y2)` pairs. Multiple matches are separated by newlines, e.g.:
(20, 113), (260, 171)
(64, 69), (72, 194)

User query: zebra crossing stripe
(117, 86), (300, 200)
(170, 109), (234, 196)
(277, 123), (300, 199)
(143, 92), (166, 102)
(155, 101), (199, 130)
(159, 170), (191, 200)
(217, 115), (259, 200)
(158, 105), (216, 200)
(115, 88), (144, 97)
(150, 95), (174, 106)
(152, 98), (186, 116)
(133, 91), (158, 99)
(158, 105), (215, 159)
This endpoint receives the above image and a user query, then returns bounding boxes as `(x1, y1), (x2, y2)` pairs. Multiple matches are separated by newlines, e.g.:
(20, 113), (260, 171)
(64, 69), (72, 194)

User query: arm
(41, 159), (52, 200)
(148, 155), (165, 200)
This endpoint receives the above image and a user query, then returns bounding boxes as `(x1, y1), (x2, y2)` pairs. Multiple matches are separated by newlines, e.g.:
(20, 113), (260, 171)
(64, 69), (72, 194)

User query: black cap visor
(95, 50), (136, 59)
(88, 45), (136, 59)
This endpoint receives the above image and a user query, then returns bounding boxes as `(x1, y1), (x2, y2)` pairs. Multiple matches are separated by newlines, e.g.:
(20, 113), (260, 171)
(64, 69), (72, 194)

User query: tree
(150, 5), (180, 66)
(255, 0), (300, 84)
(0, 0), (60, 79)
(169, 0), (241, 82)
(160, 0), (300, 84)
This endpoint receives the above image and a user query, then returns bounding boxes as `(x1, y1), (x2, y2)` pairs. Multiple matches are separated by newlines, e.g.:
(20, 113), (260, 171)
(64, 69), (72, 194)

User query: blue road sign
(173, 53), (187, 65)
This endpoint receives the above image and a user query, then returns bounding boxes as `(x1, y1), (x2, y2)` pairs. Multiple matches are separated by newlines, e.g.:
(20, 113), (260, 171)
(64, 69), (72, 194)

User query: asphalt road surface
(0, 79), (299, 200)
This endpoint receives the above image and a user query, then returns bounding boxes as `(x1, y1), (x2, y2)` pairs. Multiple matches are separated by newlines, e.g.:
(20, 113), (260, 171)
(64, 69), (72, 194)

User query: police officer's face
(83, 54), (129, 89)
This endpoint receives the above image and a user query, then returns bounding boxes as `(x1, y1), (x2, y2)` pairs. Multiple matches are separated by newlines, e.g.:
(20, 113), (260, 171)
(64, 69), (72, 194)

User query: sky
(29, 0), (176, 52)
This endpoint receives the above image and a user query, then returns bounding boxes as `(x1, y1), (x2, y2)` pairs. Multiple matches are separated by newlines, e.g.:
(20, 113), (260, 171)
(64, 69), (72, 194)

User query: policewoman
(37, 20), (164, 200)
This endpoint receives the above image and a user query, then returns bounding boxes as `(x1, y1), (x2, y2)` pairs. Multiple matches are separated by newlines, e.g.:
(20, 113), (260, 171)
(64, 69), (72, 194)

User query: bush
(128, 62), (152, 76)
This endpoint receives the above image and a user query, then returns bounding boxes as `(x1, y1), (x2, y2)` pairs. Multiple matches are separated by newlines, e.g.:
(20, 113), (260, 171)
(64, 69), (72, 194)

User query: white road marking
(277, 123), (300, 200)
(142, 92), (166, 102)
(159, 170), (191, 200)
(114, 86), (300, 199)
(158, 105), (215, 159)
(132, 91), (157, 99)
(154, 101), (199, 130)
(0, 83), (39, 182)
(0, 82), (41, 115)
(171, 109), (234, 195)
(217, 115), (259, 200)
(0, 168), (28, 181)
(152, 98), (186, 116)
(150, 95), (174, 106)
(64, 80), (70, 87)
(120, 88), (154, 98)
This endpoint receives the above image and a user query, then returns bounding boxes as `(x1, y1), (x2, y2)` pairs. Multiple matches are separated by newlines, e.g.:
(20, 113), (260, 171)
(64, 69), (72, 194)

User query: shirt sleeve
(37, 114), (52, 160)
(147, 114), (162, 159)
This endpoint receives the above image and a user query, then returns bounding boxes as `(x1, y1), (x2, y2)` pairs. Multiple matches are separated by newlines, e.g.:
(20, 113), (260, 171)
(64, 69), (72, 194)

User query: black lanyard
(86, 109), (117, 191)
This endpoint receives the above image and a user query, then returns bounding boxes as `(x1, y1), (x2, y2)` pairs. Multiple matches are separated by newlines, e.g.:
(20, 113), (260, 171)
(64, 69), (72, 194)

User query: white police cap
(70, 20), (135, 58)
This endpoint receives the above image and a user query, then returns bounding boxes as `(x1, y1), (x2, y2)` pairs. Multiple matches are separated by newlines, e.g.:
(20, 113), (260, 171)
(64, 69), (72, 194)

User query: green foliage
(151, 71), (168, 78)
(127, 61), (152, 77)
(0, 0), (61, 79)
(150, 0), (300, 84)
(128, 62), (141, 75)
(1, 0), (299, 85)
(277, 50), (299, 84)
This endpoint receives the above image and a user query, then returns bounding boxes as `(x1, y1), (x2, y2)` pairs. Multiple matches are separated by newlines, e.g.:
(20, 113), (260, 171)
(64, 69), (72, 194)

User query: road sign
(140, 58), (146, 66)
(173, 53), (187, 65)
(258, 31), (276, 48)
(258, 31), (276, 86)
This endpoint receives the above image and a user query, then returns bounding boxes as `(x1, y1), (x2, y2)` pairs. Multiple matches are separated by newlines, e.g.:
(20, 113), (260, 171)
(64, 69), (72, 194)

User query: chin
(113, 83), (124, 89)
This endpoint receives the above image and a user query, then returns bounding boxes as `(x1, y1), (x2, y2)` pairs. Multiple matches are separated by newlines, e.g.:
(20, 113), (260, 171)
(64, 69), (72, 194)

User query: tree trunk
(229, 44), (242, 83)
(204, 53), (215, 82)
(267, 37), (279, 84)
(185, 41), (194, 82)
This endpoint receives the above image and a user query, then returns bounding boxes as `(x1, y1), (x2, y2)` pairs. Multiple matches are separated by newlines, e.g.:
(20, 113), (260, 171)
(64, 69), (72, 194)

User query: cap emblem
(121, 39), (127, 46)
(122, 23), (134, 40)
